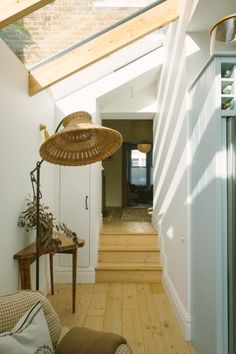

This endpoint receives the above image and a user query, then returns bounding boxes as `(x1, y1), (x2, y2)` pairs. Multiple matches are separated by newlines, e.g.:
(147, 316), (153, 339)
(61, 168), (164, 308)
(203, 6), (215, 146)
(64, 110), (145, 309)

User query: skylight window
(0, 0), (162, 68)
(93, 0), (152, 8)
(0, 0), (179, 95)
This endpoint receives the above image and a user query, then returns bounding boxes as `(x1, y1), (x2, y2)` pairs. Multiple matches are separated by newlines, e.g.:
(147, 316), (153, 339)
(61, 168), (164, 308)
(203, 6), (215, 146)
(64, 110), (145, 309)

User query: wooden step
(100, 221), (156, 235)
(96, 265), (162, 283)
(96, 262), (161, 270)
(97, 223), (160, 283)
(100, 234), (157, 246)
(99, 244), (159, 251)
(98, 250), (160, 263)
(100, 229), (156, 235)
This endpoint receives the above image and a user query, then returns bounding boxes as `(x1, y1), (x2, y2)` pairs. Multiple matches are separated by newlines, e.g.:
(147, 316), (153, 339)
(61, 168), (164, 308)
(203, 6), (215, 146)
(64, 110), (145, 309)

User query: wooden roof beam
(0, 0), (54, 29)
(29, 0), (179, 96)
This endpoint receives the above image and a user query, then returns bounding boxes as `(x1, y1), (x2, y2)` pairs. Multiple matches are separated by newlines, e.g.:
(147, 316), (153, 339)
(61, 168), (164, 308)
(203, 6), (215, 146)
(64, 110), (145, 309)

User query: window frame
(127, 143), (152, 187)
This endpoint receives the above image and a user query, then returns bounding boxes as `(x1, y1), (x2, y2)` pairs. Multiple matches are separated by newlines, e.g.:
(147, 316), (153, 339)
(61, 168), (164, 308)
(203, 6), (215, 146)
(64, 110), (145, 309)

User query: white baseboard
(156, 225), (192, 339)
(54, 267), (95, 283)
(152, 214), (158, 231)
(152, 215), (161, 248)
(163, 269), (192, 340)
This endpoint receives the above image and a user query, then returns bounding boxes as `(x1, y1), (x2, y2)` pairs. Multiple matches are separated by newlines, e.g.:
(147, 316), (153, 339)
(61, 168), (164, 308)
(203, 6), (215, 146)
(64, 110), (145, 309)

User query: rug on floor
(121, 207), (151, 222)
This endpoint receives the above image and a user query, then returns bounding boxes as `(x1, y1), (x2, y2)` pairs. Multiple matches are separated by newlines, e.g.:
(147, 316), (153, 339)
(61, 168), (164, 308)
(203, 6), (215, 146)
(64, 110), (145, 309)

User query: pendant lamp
(137, 143), (152, 153)
(210, 14), (236, 54)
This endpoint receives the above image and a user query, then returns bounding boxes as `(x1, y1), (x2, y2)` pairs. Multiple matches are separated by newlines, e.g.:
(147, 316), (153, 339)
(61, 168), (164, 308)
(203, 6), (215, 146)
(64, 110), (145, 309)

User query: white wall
(153, 0), (209, 339)
(54, 94), (102, 283)
(0, 39), (56, 295)
(103, 148), (122, 207)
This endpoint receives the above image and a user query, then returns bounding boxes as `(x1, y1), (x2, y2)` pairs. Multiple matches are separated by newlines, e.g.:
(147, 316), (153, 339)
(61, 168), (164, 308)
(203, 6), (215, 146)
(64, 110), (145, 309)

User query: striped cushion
(115, 344), (133, 354)
(57, 326), (70, 345)
(0, 291), (61, 349)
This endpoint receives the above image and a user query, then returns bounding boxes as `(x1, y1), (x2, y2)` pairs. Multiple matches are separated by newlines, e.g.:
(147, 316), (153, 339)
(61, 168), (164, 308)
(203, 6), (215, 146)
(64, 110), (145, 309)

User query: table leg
(49, 254), (54, 295)
(19, 259), (31, 289)
(72, 248), (77, 313)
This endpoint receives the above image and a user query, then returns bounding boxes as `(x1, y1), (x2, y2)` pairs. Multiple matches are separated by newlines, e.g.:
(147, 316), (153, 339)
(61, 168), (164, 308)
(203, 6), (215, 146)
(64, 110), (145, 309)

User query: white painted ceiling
(50, 30), (164, 101)
(98, 66), (160, 117)
(188, 0), (236, 32)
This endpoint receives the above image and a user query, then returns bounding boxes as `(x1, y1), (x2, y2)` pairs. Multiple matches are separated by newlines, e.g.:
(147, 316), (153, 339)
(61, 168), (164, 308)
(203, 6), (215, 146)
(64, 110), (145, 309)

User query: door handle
(85, 195), (88, 210)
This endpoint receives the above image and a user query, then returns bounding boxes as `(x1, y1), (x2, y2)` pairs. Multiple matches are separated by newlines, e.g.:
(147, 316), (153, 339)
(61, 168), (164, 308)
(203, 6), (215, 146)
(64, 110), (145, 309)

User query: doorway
(122, 143), (153, 207)
(102, 119), (153, 215)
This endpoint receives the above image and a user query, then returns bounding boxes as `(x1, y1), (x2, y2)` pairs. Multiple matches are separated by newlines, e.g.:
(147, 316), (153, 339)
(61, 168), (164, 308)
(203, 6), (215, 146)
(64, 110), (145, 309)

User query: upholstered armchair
(0, 290), (132, 354)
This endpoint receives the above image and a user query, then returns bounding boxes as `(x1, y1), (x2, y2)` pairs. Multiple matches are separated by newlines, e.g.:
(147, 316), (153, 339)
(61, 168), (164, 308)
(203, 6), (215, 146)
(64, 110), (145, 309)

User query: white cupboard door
(59, 165), (90, 267)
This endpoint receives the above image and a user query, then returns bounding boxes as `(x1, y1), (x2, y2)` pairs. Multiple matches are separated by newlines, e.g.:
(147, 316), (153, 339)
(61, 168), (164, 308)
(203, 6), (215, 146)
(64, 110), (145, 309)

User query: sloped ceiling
(188, 0), (235, 32)
(98, 66), (160, 120)
(49, 31), (163, 101)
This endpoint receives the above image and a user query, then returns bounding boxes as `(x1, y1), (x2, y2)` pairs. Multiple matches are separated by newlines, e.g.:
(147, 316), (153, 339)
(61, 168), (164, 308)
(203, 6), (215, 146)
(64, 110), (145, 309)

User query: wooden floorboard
(48, 283), (195, 354)
(123, 283), (146, 354)
(102, 207), (155, 235)
(101, 221), (156, 235)
(104, 283), (123, 335)
(136, 283), (168, 354)
(154, 293), (191, 354)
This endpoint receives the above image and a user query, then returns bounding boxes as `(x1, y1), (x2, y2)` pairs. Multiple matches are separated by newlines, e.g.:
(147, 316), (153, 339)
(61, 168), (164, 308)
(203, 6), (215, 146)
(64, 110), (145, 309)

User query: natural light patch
(186, 140), (191, 208)
(153, 145), (187, 215)
(154, 50), (185, 164)
(166, 225), (174, 240)
(189, 82), (215, 157)
(138, 102), (157, 112)
(153, 48), (186, 185)
(187, 151), (227, 214)
(154, 33), (201, 156)
(215, 149), (227, 180)
(56, 87), (98, 117)
(185, 34), (200, 57)
(153, 98), (186, 200)
(190, 160), (214, 201)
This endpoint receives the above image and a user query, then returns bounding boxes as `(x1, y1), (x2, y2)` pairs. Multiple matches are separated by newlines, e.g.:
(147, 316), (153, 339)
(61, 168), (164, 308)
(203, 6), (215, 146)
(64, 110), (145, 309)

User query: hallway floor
(103, 206), (152, 224)
(48, 210), (195, 353)
(48, 283), (195, 354)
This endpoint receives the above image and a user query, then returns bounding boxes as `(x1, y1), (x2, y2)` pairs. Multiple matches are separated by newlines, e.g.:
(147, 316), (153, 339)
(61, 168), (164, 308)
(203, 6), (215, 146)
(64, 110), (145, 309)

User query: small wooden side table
(14, 233), (85, 313)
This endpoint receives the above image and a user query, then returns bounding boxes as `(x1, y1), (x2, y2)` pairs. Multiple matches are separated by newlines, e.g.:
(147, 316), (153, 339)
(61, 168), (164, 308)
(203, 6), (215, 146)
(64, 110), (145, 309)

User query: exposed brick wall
(0, 0), (136, 68)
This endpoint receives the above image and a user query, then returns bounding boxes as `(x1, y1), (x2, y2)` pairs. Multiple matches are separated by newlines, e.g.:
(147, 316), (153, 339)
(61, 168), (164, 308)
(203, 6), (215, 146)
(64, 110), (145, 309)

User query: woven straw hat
(39, 111), (123, 166)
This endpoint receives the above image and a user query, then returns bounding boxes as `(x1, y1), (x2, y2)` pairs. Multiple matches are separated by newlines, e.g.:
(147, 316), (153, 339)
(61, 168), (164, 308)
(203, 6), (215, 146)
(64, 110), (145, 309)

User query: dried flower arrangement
(18, 197), (79, 252)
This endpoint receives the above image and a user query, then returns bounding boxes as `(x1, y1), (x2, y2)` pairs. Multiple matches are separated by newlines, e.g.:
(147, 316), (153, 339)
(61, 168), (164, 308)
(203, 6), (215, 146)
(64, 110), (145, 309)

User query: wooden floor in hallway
(48, 283), (195, 354)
